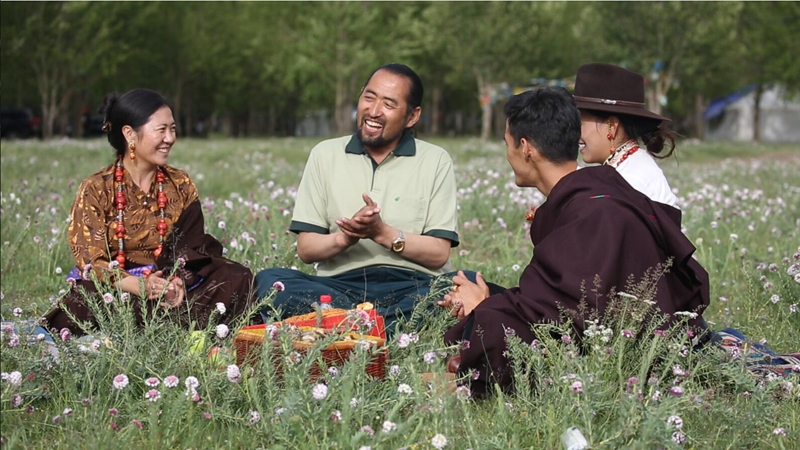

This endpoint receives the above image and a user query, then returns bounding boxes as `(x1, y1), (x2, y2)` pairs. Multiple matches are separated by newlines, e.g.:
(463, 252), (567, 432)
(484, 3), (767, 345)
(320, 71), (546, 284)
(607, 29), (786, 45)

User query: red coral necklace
(604, 139), (639, 168)
(114, 157), (168, 268)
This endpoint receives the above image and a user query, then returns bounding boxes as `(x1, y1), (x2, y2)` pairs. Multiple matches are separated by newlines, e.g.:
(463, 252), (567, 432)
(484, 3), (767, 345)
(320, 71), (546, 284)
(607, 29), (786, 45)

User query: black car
(0, 108), (41, 139)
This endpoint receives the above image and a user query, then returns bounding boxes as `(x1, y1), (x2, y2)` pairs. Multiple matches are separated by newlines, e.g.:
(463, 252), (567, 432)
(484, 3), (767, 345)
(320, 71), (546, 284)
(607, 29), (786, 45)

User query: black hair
(503, 86), (581, 164)
(363, 63), (424, 115)
(98, 88), (171, 157)
(586, 110), (677, 159)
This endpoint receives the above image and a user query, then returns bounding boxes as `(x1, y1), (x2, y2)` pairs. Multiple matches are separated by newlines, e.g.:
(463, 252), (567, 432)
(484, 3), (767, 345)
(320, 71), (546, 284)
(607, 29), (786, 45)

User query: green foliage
(3, 2), (798, 139)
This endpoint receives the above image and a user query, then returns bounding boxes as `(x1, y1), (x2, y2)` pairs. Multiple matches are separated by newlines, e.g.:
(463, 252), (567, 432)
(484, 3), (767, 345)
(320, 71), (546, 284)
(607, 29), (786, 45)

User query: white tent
(704, 85), (800, 142)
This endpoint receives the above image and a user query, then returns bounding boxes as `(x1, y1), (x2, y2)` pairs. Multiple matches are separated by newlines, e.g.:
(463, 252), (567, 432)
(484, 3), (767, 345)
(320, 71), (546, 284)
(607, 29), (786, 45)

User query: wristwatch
(391, 230), (406, 253)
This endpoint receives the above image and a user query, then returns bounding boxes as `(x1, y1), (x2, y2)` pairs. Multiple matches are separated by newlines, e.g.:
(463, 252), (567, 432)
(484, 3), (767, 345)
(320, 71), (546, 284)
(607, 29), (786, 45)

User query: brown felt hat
(573, 63), (670, 122)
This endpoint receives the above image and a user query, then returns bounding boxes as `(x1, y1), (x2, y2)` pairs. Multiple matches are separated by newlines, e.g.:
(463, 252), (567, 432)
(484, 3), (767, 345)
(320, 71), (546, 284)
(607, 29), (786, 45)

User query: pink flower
(455, 385), (471, 401)
(12, 307), (23, 317)
(311, 383), (328, 400)
(4, 371), (22, 387)
(11, 394), (23, 408)
(162, 375), (179, 388)
(331, 410), (342, 421)
(667, 415), (683, 429)
(144, 377), (160, 387)
(52, 415), (61, 424)
(226, 364), (242, 383)
(112, 374), (129, 390)
(110, 422), (119, 431)
(248, 410), (261, 425)
(203, 412), (212, 420)
(184, 376), (199, 390)
(621, 329), (633, 338)
(360, 425), (375, 437)
(131, 419), (143, 429)
(672, 431), (686, 444)
(144, 389), (161, 402)
(570, 381), (583, 394)
(82, 397), (92, 406)
(102, 293), (114, 304)
(62, 408), (73, 417)
(272, 281), (285, 292)
(108, 408), (119, 416)
(59, 328), (71, 341)
(561, 334), (572, 344)
(423, 351), (437, 364)
(397, 333), (412, 348)
(668, 386), (684, 397)
(773, 427), (787, 436)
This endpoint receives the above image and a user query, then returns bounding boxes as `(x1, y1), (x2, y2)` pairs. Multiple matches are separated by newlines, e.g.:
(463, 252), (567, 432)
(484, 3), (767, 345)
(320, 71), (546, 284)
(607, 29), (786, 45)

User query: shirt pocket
(384, 198), (426, 235)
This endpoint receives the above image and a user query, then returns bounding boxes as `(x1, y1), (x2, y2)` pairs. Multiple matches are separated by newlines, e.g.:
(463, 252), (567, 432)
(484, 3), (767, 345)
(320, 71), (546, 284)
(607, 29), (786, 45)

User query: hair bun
(98, 92), (120, 118)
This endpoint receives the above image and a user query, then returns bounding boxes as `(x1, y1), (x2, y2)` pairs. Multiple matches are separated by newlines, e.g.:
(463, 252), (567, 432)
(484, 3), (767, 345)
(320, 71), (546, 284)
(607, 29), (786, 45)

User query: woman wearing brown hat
(573, 63), (679, 209)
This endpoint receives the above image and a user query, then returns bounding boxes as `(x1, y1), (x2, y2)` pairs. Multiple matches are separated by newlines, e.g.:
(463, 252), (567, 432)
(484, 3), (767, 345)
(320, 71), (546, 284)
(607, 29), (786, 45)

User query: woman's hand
(160, 276), (185, 309)
(143, 271), (171, 300)
(437, 271), (490, 319)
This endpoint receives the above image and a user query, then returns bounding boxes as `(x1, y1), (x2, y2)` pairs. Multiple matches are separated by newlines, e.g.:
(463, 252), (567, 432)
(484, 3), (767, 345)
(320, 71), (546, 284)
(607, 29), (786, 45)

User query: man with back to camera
(254, 63), (496, 335)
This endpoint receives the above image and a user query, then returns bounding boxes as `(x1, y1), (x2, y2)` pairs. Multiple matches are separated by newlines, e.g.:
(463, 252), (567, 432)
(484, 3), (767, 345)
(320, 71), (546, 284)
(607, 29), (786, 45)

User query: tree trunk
(646, 84), (662, 116)
(752, 84), (762, 142)
(476, 72), (493, 142)
(173, 74), (185, 136)
(694, 92), (705, 140)
(430, 82), (443, 136)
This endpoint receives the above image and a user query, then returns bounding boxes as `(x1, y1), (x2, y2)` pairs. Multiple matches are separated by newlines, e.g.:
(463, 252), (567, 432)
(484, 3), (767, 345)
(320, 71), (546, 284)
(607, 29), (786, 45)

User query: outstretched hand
(437, 271), (490, 320)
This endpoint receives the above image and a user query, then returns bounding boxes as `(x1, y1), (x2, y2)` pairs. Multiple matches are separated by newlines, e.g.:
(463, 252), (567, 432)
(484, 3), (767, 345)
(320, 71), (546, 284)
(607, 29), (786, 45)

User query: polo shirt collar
(345, 130), (416, 157)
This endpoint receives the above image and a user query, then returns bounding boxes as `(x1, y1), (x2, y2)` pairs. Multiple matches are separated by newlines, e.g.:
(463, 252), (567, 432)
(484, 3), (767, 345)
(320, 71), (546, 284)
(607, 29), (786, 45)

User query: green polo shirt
(290, 131), (459, 277)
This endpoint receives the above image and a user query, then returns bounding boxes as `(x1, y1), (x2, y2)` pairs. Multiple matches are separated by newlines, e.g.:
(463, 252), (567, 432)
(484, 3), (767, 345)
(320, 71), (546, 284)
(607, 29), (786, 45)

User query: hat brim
(575, 99), (671, 122)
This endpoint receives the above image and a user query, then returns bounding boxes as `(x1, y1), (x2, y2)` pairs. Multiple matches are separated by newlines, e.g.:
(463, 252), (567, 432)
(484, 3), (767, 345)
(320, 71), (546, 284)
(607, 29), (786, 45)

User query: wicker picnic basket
(233, 307), (387, 380)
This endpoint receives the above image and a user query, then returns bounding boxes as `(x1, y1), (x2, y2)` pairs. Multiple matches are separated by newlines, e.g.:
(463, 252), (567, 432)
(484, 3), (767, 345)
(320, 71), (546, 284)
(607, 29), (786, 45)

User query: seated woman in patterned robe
(43, 88), (256, 336)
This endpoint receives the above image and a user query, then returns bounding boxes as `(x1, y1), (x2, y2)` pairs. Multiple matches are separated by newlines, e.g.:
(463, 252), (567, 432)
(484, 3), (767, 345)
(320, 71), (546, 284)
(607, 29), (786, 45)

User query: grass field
(1, 137), (798, 449)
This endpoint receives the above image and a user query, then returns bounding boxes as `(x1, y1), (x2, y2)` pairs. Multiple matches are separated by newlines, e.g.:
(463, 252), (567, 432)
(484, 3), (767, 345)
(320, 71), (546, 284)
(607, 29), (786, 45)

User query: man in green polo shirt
(254, 63), (491, 335)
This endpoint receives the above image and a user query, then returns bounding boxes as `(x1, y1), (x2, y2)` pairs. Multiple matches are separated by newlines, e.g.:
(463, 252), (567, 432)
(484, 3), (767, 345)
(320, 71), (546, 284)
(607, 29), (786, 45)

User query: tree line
(2, 1), (798, 141)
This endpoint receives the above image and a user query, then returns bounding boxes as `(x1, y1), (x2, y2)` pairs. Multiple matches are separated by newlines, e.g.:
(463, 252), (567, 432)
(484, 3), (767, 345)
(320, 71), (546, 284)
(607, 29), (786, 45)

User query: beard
(357, 117), (405, 150)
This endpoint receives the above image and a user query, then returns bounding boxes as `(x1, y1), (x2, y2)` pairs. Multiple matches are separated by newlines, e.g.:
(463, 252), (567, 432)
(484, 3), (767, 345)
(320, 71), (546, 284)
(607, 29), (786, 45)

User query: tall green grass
(1, 138), (798, 448)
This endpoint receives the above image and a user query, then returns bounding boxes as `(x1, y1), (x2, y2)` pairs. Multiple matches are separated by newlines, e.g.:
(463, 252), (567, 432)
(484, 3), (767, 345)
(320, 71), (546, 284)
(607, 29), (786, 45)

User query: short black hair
(99, 88), (171, 157)
(503, 87), (580, 164)
(363, 63), (424, 113)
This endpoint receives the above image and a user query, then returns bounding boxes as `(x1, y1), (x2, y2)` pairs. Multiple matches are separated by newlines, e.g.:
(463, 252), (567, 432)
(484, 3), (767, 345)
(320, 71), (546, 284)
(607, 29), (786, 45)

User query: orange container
(233, 308), (387, 380)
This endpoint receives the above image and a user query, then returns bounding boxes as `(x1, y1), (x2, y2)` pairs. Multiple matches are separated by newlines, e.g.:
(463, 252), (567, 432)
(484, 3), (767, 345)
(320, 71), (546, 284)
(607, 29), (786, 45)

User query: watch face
(392, 241), (405, 252)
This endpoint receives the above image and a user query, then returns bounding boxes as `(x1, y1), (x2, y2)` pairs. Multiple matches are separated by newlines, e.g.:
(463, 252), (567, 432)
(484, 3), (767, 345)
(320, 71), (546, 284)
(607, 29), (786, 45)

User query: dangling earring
(128, 141), (136, 160)
(607, 125), (616, 155)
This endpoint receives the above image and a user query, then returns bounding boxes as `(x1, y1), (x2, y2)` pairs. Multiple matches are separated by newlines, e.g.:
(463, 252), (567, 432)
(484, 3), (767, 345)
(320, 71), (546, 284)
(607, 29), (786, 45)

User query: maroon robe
(444, 165), (710, 396)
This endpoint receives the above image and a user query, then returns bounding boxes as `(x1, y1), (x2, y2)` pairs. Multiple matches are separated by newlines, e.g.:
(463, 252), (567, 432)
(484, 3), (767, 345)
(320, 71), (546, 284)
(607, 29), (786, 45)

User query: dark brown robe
(43, 201), (257, 335)
(444, 166), (710, 396)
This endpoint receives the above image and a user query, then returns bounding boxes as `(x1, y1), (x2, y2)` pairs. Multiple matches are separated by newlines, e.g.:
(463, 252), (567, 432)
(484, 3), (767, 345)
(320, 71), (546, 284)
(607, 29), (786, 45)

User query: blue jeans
(254, 266), (500, 337)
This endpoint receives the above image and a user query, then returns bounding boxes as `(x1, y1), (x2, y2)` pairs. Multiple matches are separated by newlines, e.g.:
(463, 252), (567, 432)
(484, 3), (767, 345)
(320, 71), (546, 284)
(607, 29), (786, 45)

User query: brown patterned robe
(67, 163), (198, 279)
(44, 163), (257, 335)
